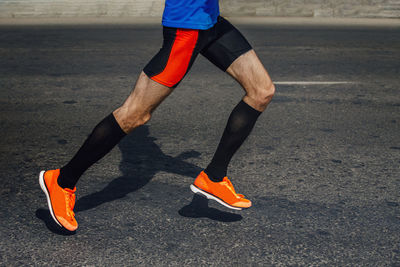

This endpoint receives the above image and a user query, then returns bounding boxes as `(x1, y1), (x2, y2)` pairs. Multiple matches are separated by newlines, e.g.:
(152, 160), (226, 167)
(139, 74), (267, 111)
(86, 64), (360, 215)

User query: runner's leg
(201, 18), (275, 181)
(58, 27), (203, 189)
(40, 25), (205, 231)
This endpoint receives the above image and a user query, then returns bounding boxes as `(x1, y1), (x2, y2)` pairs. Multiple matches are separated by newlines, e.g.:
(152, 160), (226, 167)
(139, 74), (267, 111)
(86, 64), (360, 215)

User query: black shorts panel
(201, 17), (252, 72)
(143, 27), (177, 79)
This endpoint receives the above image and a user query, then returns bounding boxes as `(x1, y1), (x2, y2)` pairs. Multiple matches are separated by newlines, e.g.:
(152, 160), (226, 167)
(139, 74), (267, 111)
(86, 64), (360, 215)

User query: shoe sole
(190, 184), (243, 211)
(39, 170), (63, 228)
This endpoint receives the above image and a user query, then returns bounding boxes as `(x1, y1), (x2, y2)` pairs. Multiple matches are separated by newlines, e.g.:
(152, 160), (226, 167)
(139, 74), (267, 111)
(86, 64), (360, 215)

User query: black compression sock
(205, 100), (261, 182)
(58, 113), (126, 189)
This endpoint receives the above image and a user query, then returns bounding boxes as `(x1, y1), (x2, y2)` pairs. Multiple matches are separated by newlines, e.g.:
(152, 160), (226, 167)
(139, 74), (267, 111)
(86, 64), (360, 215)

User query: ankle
(57, 168), (76, 190)
(204, 168), (225, 182)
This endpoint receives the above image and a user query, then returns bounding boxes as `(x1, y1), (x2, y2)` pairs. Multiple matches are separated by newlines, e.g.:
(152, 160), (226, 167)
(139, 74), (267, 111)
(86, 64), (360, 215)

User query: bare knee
(261, 82), (276, 104)
(247, 82), (275, 111)
(113, 106), (151, 134)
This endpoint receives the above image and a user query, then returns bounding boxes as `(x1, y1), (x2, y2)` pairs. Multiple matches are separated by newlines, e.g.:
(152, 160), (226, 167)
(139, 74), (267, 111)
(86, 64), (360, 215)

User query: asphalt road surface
(1, 21), (399, 266)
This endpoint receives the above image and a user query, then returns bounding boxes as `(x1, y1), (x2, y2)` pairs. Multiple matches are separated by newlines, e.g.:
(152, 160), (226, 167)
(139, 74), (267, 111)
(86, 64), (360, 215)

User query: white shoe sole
(39, 170), (62, 227)
(190, 184), (242, 211)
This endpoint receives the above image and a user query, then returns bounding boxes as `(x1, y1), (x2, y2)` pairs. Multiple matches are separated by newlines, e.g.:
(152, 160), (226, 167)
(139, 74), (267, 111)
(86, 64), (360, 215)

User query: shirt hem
(162, 20), (217, 30)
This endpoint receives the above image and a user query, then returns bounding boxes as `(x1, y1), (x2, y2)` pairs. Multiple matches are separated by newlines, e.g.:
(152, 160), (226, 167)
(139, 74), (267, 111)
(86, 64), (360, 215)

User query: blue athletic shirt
(162, 0), (220, 30)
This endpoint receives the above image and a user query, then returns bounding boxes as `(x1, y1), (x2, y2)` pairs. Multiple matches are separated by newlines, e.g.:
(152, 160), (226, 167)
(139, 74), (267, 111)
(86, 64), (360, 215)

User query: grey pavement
(0, 22), (399, 266)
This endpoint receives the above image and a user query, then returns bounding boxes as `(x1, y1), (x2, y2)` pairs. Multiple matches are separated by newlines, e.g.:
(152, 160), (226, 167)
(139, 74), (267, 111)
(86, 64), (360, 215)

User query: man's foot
(38, 169), (78, 231)
(190, 171), (251, 210)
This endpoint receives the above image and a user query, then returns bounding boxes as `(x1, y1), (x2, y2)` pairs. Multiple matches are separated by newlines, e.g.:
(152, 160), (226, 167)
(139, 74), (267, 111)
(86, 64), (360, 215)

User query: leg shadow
(179, 194), (242, 222)
(35, 208), (76, 235)
(75, 125), (203, 212)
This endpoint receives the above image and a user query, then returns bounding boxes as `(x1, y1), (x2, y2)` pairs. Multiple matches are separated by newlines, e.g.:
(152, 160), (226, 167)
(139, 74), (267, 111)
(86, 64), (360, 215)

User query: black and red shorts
(143, 16), (252, 88)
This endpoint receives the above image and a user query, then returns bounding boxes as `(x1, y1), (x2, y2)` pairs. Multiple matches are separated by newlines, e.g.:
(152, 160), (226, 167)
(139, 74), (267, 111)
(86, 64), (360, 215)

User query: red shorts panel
(144, 28), (200, 88)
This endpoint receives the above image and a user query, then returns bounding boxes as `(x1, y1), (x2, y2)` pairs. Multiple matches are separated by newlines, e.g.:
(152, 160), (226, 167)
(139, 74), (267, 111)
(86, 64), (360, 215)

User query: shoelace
(64, 190), (76, 218)
(223, 177), (245, 198)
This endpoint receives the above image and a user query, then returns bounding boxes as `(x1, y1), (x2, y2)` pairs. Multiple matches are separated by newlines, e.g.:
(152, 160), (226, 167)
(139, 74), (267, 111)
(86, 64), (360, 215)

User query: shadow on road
(75, 125), (203, 212)
(37, 125), (241, 233)
(179, 194), (243, 222)
(35, 208), (76, 235)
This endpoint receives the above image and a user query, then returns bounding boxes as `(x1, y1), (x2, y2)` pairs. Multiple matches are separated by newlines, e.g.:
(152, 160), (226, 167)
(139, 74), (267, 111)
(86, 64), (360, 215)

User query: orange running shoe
(190, 171), (251, 210)
(39, 169), (78, 231)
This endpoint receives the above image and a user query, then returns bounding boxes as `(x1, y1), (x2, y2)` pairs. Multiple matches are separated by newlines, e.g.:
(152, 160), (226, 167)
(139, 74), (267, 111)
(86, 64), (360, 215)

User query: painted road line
(274, 81), (354, 85)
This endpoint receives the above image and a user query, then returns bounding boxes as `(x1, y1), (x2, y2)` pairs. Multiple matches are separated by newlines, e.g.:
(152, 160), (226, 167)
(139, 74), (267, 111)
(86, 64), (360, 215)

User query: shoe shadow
(178, 194), (243, 222)
(75, 125), (203, 212)
(35, 208), (76, 235)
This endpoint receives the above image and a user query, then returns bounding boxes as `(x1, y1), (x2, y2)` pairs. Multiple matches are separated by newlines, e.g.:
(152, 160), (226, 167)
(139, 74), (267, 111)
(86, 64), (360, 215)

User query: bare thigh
(226, 49), (275, 111)
(113, 71), (174, 133)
